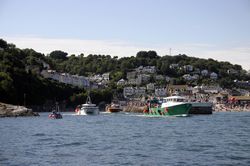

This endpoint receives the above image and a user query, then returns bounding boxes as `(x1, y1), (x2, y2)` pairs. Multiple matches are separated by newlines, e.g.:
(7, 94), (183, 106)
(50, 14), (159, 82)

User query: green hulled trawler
(144, 96), (192, 117)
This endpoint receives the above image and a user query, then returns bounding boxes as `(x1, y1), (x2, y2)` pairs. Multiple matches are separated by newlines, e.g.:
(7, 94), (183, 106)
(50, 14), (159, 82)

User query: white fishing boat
(75, 95), (99, 115)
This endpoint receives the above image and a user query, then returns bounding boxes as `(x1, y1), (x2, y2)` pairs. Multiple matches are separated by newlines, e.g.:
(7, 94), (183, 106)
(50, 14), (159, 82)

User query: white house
(138, 74), (150, 83)
(102, 73), (110, 81)
(192, 74), (199, 80)
(203, 85), (222, 94)
(117, 79), (126, 86)
(210, 72), (218, 80)
(183, 65), (193, 72)
(89, 74), (102, 82)
(60, 73), (71, 84)
(170, 64), (179, 69)
(41, 70), (89, 87)
(43, 70), (60, 80)
(123, 86), (146, 98)
(155, 75), (164, 81)
(143, 66), (156, 74)
(201, 70), (209, 76)
(78, 76), (90, 87)
(123, 87), (134, 98)
(183, 74), (192, 81)
(135, 66), (156, 74)
(155, 88), (167, 97)
(165, 76), (171, 82)
(134, 87), (146, 96)
(135, 66), (144, 73)
(127, 78), (141, 85)
(146, 83), (155, 91)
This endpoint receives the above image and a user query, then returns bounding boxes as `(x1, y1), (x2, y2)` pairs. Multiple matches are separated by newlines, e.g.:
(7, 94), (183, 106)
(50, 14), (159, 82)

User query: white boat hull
(78, 107), (99, 115)
(76, 94), (99, 115)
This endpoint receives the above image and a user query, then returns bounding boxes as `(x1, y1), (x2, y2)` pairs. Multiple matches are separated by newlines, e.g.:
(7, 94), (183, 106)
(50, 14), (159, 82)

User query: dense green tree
(0, 39), (8, 49)
(49, 50), (68, 60)
(0, 72), (14, 102)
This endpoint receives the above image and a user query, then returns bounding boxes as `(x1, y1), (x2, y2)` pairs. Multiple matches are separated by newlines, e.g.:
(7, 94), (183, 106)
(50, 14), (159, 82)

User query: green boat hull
(145, 103), (192, 116)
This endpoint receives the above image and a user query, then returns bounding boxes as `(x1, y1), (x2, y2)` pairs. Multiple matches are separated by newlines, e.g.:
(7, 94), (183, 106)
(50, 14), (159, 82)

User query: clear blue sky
(1, 0), (250, 69)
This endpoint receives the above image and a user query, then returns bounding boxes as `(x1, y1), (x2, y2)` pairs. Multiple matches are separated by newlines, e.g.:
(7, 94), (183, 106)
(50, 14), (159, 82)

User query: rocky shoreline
(0, 102), (39, 117)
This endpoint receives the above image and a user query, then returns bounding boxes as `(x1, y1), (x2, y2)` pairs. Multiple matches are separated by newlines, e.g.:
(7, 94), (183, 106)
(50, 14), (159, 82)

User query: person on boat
(159, 109), (165, 115)
(75, 105), (81, 113)
(52, 110), (56, 114)
(143, 105), (149, 114)
(143, 100), (150, 114)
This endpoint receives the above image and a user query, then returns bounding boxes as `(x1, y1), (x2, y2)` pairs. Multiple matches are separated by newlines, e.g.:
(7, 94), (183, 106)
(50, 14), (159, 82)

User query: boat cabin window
(177, 98), (184, 102)
(163, 98), (185, 102)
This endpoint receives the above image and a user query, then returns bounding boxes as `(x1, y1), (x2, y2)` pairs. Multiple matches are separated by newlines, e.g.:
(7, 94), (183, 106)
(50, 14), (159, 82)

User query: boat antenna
(23, 93), (26, 106)
(86, 90), (92, 104)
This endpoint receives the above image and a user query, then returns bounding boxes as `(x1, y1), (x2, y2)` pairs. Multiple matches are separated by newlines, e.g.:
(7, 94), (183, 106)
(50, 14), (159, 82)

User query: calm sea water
(1, 112), (250, 166)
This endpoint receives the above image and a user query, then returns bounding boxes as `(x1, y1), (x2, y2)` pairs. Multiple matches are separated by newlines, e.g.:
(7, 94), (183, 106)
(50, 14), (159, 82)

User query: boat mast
(86, 91), (92, 104)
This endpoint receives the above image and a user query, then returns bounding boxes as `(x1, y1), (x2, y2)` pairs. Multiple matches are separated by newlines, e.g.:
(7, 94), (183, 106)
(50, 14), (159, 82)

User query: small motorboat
(49, 102), (62, 119)
(48, 112), (62, 119)
(106, 103), (122, 113)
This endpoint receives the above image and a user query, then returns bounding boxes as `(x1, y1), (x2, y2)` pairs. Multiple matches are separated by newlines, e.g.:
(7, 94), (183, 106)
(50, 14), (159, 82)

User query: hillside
(0, 39), (82, 106)
(46, 46), (250, 88)
(0, 39), (249, 106)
